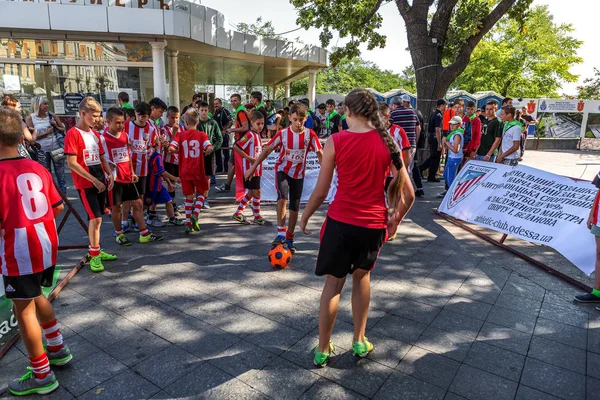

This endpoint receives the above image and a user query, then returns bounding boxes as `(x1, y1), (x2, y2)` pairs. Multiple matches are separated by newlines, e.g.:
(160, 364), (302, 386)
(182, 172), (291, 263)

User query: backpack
(267, 112), (278, 127)
(310, 110), (322, 133)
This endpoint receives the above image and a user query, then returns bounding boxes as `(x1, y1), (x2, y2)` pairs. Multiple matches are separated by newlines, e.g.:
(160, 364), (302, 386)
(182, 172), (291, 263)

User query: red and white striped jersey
(389, 124), (411, 152)
(237, 130), (263, 177)
(100, 128), (132, 184)
(162, 125), (179, 165)
(267, 127), (322, 179)
(125, 121), (157, 177)
(0, 158), (62, 277)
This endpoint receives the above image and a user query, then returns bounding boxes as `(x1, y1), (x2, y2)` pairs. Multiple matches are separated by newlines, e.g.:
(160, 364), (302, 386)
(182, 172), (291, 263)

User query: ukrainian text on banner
(260, 151), (322, 201)
(438, 160), (597, 275)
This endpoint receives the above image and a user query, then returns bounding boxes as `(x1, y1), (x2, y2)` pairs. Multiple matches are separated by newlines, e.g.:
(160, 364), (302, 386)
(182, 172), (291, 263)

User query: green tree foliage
(235, 17), (283, 40)
(577, 68), (600, 100)
(453, 5), (581, 97)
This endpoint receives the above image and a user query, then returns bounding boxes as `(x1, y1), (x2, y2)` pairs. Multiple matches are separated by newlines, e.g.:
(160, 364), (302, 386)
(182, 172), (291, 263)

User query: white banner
(260, 151), (322, 201)
(438, 160), (597, 275)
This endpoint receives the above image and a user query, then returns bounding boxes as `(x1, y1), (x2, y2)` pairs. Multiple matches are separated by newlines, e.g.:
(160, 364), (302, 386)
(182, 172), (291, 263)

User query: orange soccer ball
(268, 244), (292, 269)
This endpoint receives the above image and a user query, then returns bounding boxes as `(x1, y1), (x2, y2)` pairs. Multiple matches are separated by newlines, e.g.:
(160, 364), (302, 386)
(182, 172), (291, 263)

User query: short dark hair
(166, 106), (179, 115)
(196, 100), (209, 109)
(149, 97), (167, 111)
(502, 97), (512, 105)
(467, 101), (476, 108)
(288, 101), (294, 106)
(486, 100), (497, 107)
(251, 91), (263, 102)
(192, 93), (202, 100)
(317, 103), (326, 110)
(118, 92), (129, 103)
(325, 99), (336, 106)
(124, 108), (136, 119)
(106, 107), (124, 121)
(266, 99), (272, 103)
(250, 110), (265, 122)
(454, 99), (464, 106)
(214, 98), (222, 105)
(135, 102), (152, 116)
(437, 99), (447, 107)
(502, 105), (516, 117)
(0, 107), (23, 146)
(230, 94), (241, 101)
(283, 107), (290, 112)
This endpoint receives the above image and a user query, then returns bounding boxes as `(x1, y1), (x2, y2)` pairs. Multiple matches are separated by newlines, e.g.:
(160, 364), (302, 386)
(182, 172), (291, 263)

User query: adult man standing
(212, 98), (232, 173)
(476, 101), (502, 162)
(520, 106), (537, 158)
(182, 93), (202, 115)
(497, 106), (522, 166)
(496, 97), (513, 117)
(392, 95), (424, 196)
(419, 99), (447, 182)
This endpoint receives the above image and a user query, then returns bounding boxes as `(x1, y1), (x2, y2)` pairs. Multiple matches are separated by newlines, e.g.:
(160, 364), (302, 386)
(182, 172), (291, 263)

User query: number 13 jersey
(0, 158), (62, 276)
(169, 129), (211, 181)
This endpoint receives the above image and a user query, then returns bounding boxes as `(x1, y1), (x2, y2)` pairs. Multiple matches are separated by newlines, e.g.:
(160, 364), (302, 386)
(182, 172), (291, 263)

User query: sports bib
(285, 149), (305, 163)
(83, 149), (100, 166)
(132, 140), (147, 153)
(112, 147), (129, 163)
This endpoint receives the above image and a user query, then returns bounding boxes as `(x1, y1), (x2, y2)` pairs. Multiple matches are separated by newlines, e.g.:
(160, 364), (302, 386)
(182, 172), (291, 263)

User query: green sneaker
(8, 367), (59, 396)
(89, 256), (104, 273)
(313, 341), (335, 368)
(139, 233), (164, 243)
(232, 213), (247, 223)
(185, 225), (195, 234)
(352, 337), (374, 357)
(190, 214), (200, 231)
(116, 234), (132, 246)
(88, 250), (118, 261)
(252, 217), (266, 226)
(47, 346), (72, 366)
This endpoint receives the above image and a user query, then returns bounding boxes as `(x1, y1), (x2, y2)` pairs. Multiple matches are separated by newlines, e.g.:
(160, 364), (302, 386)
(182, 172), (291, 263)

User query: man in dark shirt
(251, 91), (268, 138)
(325, 99), (341, 135)
(476, 100), (502, 162)
(419, 99), (447, 182)
(213, 98), (232, 172)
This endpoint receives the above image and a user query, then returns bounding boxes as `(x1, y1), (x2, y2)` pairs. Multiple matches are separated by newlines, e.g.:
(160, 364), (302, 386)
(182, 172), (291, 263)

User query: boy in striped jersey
(244, 105), (323, 250)
(1, 108), (72, 396)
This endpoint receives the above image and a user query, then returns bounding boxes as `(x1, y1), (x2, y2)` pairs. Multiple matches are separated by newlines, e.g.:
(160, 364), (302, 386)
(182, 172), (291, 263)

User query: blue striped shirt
(391, 106), (419, 147)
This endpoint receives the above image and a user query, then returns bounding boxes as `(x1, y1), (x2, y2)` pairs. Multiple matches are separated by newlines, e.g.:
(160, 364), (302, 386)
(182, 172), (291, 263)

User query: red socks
(40, 319), (64, 353)
(29, 353), (51, 380)
(88, 246), (100, 257)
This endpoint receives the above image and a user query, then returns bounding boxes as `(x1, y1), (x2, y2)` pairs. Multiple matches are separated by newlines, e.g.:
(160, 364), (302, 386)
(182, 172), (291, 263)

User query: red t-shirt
(64, 126), (105, 190)
(442, 108), (455, 131)
(237, 130), (263, 177)
(125, 121), (157, 177)
(267, 127), (322, 179)
(0, 158), (62, 276)
(328, 130), (391, 229)
(464, 115), (482, 154)
(169, 129), (211, 181)
(100, 128), (132, 184)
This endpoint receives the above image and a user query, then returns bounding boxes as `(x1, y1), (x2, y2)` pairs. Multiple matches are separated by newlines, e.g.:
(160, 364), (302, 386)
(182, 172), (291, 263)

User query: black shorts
(204, 153), (215, 177)
(78, 187), (106, 220)
(164, 162), (179, 178)
(244, 176), (261, 190)
(135, 176), (147, 196)
(276, 171), (304, 211)
(315, 217), (387, 278)
(3, 266), (56, 300)
(110, 182), (140, 207)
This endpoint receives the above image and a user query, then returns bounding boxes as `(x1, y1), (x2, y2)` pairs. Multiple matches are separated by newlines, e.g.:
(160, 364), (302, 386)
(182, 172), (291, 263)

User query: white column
(285, 83), (291, 99)
(167, 50), (179, 107)
(272, 85), (278, 100)
(307, 70), (317, 109)
(150, 41), (167, 101)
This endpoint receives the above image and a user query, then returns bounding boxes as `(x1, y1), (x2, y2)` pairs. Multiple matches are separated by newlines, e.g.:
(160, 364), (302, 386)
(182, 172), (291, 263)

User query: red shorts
(181, 179), (208, 196)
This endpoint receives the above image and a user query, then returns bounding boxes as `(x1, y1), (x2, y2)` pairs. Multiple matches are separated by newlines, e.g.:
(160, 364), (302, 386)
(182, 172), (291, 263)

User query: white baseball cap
(400, 94), (411, 103)
(449, 116), (463, 125)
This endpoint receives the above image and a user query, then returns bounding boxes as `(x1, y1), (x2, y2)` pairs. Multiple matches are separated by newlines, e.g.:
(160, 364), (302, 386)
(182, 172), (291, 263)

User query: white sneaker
(204, 200), (210, 210)
(147, 218), (166, 228)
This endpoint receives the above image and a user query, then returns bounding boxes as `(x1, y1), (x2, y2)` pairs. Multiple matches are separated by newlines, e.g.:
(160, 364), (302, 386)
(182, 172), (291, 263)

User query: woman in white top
(26, 96), (67, 193)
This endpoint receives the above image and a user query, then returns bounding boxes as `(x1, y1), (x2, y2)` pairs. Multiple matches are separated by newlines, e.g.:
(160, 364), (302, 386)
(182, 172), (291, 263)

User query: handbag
(49, 134), (65, 162)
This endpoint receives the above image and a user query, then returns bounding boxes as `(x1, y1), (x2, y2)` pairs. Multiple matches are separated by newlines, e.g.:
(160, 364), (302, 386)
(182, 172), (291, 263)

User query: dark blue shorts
(144, 187), (172, 207)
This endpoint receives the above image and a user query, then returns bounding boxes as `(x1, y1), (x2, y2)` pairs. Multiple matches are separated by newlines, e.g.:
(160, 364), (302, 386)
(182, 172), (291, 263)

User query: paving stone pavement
(1, 165), (599, 399)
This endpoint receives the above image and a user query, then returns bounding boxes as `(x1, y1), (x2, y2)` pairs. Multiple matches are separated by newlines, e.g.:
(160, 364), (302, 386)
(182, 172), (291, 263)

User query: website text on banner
(438, 160), (597, 275)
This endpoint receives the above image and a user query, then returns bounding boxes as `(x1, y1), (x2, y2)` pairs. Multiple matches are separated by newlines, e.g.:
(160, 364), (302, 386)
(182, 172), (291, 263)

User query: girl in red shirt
(300, 89), (415, 367)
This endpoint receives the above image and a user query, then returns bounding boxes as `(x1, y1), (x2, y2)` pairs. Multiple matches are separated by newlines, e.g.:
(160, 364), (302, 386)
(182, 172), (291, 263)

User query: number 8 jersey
(0, 158), (62, 276)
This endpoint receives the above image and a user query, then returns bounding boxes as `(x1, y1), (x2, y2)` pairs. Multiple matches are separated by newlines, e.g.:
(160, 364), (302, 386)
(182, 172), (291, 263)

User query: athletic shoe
(352, 337), (374, 357)
(191, 214), (200, 231)
(574, 293), (600, 303)
(99, 250), (117, 261)
(47, 346), (72, 366)
(173, 211), (183, 219)
(286, 239), (297, 254)
(210, 176), (217, 185)
(90, 256), (104, 273)
(185, 225), (194, 234)
(427, 177), (441, 183)
(437, 191), (447, 198)
(415, 189), (425, 197)
(133, 223), (140, 232)
(147, 218), (166, 228)
(215, 184), (230, 193)
(140, 233), (164, 243)
(252, 217), (266, 226)
(232, 213), (247, 223)
(128, 214), (134, 225)
(116, 234), (132, 246)
(8, 368), (59, 396)
(313, 341), (335, 368)
(272, 235), (286, 246)
(388, 233), (397, 241)
(168, 217), (185, 226)
(121, 221), (132, 233)
(204, 200), (211, 209)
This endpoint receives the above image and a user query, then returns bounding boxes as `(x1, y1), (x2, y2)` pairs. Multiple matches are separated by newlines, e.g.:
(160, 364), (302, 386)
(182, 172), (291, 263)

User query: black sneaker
(427, 178), (441, 183)
(415, 189), (424, 197)
(574, 293), (600, 303)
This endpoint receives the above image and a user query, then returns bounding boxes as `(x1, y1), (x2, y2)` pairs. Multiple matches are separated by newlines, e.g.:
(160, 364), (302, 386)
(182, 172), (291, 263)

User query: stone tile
(444, 393), (468, 400)
(396, 346), (461, 389)
(79, 316), (145, 350)
(430, 309), (484, 340)
(250, 357), (320, 400)
(337, 303), (387, 330)
(172, 321), (241, 361)
(476, 322), (532, 356)
(454, 282), (501, 305)
(162, 363), (243, 398)
(402, 285), (453, 307)
(449, 364), (518, 400)
(208, 340), (278, 383)
(104, 330), (172, 367)
(539, 300), (589, 329)
(389, 299), (442, 325)
(588, 376), (600, 400)
(298, 378), (368, 400)
(528, 336), (586, 374)
(280, 333), (343, 376)
(534, 317), (587, 350)
(132, 345), (204, 388)
(78, 369), (160, 400)
(589, 329), (600, 354)
(0, 347), (25, 367)
(415, 326), (473, 362)
(53, 351), (127, 397)
(515, 385), (561, 400)
(373, 371), (446, 400)
(324, 352), (394, 398)
(502, 274), (546, 301)
(588, 351), (600, 380)
(62, 334), (103, 364)
(494, 291), (542, 316)
(57, 305), (116, 334)
(443, 296), (492, 321)
(486, 305), (537, 334)
(521, 357), (586, 400)
(363, 331), (411, 370)
(370, 315), (428, 344)
(464, 341), (525, 382)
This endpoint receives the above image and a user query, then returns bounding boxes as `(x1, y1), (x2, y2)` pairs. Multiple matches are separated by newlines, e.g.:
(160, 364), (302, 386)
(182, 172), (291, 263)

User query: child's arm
(446, 136), (461, 153)
(100, 154), (115, 191)
(316, 149), (323, 164)
(161, 170), (180, 183)
(588, 189), (600, 229)
(67, 155), (106, 192)
(245, 146), (274, 180)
